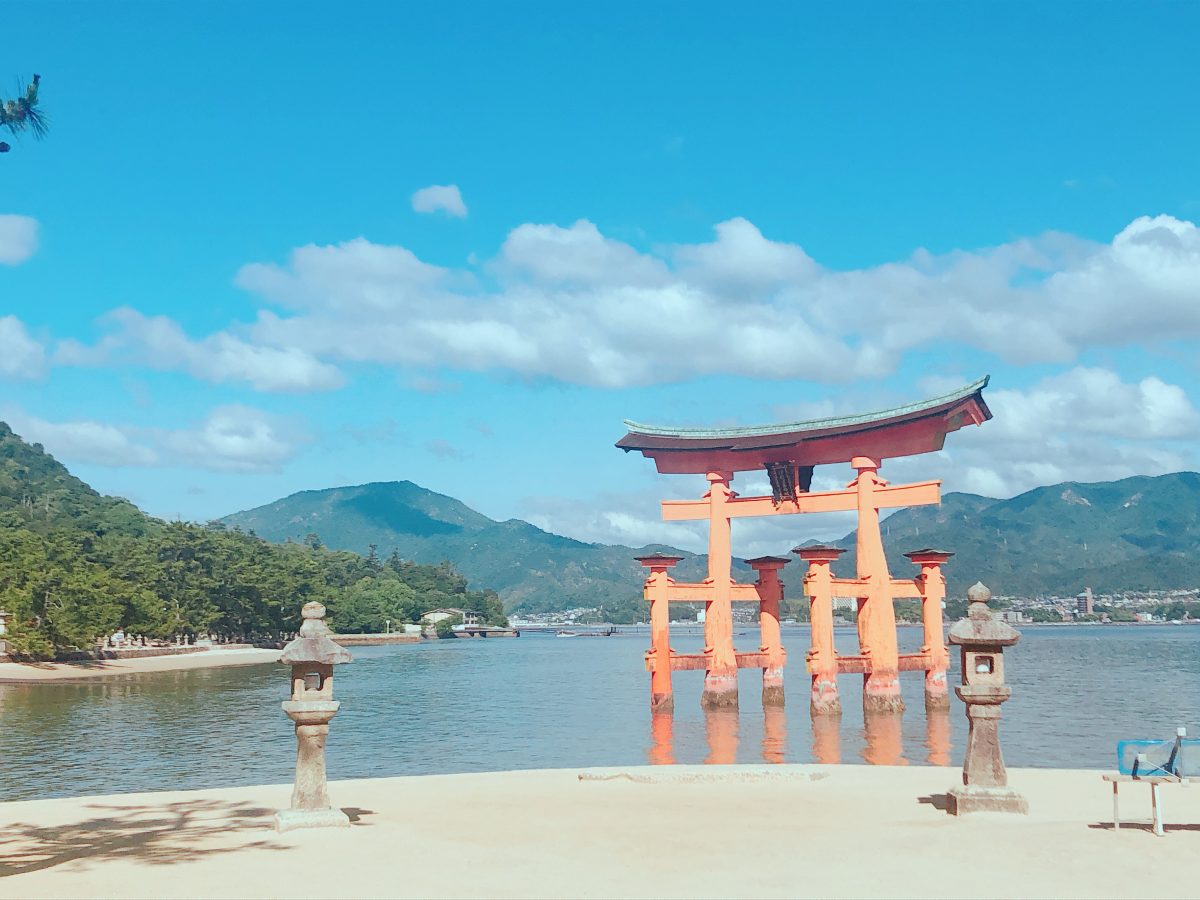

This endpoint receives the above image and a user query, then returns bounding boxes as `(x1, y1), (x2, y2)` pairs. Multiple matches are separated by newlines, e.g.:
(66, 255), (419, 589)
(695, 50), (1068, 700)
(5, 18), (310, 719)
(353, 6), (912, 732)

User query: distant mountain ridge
(219, 481), (719, 612)
(223, 472), (1200, 610)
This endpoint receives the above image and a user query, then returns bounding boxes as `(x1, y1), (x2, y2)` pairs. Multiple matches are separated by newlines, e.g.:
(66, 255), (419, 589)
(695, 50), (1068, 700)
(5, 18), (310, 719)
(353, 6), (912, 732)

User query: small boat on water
(556, 627), (618, 637)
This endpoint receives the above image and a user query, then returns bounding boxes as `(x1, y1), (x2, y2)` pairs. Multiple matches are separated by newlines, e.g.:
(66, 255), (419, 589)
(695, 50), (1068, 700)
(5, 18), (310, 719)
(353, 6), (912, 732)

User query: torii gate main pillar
(701, 471), (739, 710)
(852, 456), (903, 714)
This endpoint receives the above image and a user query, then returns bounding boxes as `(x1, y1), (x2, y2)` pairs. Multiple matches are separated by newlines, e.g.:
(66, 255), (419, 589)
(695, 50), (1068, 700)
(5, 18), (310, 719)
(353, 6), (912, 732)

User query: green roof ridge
(623, 375), (990, 439)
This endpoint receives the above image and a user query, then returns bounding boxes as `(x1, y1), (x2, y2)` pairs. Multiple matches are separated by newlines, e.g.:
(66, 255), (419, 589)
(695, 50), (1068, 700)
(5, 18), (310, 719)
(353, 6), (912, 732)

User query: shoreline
(1, 764), (1198, 898)
(0, 647), (281, 683)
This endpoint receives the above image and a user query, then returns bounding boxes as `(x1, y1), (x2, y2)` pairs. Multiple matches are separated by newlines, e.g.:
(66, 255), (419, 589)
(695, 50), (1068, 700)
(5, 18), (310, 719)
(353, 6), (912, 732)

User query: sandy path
(0, 648), (280, 682)
(1, 764), (1198, 898)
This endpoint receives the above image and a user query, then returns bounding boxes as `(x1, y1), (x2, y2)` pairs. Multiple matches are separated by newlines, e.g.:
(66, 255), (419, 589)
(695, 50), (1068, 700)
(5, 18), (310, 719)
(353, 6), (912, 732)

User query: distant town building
(420, 608), (482, 626)
(1076, 587), (1095, 616)
(832, 597), (857, 612)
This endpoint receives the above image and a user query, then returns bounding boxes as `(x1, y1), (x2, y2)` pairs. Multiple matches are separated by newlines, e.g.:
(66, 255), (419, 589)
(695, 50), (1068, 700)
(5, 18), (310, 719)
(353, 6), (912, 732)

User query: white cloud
(0, 316), (46, 379)
(42, 213), (1200, 395)
(55, 308), (344, 393)
(159, 405), (305, 473)
(0, 214), (38, 265)
(216, 213), (1200, 389)
(2, 410), (159, 467)
(411, 184), (468, 218)
(498, 220), (671, 287)
(0, 404), (307, 473)
(238, 218), (891, 387)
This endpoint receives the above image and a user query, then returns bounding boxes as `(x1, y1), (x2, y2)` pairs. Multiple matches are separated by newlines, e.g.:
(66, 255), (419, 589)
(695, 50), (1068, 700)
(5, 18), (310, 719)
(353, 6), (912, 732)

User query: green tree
(1, 75), (46, 153)
(1027, 608), (1063, 623)
(434, 613), (463, 638)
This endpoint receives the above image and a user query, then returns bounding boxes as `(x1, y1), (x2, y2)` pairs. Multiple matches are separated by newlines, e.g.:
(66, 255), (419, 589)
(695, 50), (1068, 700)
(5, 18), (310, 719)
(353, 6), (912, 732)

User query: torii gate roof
(617, 376), (992, 474)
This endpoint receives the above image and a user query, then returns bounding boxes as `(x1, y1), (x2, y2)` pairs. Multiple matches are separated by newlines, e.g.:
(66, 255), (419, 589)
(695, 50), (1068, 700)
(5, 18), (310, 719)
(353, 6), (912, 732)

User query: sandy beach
(1, 764), (1197, 899)
(0, 648), (281, 683)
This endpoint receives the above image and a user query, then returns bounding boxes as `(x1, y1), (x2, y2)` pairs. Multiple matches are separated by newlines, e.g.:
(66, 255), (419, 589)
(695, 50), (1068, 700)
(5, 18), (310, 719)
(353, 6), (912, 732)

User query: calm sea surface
(2, 625), (1199, 801)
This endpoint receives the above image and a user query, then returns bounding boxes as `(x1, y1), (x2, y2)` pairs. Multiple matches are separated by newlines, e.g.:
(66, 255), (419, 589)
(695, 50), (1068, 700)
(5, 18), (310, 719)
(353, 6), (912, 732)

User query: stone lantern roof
(280, 602), (353, 666)
(948, 582), (1020, 648)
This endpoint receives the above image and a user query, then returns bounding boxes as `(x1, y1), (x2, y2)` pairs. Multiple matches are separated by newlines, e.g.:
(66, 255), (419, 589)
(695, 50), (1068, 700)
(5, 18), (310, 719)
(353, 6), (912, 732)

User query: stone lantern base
(275, 807), (351, 833)
(947, 786), (1029, 816)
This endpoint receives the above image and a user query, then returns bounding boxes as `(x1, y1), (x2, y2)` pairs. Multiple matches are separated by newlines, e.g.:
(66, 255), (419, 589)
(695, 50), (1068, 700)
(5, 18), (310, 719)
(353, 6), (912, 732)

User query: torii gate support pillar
(797, 546), (844, 716)
(748, 556), (789, 708)
(906, 549), (953, 711)
(637, 554), (683, 713)
(701, 471), (739, 710)
(852, 457), (904, 714)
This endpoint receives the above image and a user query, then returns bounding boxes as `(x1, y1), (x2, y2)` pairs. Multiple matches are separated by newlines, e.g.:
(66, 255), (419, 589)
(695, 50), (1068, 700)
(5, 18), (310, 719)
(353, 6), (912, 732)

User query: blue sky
(4, 2), (1200, 557)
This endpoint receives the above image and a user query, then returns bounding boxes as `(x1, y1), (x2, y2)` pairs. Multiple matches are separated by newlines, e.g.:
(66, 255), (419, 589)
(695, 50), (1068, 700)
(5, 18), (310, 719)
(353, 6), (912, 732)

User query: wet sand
(0, 648), (280, 682)
(1, 764), (1197, 898)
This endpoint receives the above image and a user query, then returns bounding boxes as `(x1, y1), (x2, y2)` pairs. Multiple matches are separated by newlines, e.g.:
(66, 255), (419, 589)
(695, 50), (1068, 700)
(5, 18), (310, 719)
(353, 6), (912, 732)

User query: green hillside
(0, 422), (150, 538)
(0, 424), (505, 658)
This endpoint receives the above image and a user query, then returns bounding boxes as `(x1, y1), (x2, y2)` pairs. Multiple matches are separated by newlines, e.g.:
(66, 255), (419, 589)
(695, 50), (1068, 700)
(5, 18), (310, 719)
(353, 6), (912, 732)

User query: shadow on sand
(1088, 821), (1200, 833)
(916, 793), (950, 811)
(0, 798), (287, 877)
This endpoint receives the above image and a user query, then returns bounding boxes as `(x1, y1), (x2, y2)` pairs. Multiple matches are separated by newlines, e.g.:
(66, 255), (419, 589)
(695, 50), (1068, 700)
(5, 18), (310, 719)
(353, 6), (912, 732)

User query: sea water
(1, 625), (1198, 800)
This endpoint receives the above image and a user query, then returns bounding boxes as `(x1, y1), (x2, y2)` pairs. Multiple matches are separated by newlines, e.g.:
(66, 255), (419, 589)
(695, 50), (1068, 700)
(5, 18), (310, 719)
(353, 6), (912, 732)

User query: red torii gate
(617, 377), (991, 715)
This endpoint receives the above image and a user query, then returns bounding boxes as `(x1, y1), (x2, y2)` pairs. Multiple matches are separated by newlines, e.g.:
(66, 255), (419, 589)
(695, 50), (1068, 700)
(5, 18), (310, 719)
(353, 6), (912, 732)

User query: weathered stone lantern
(946, 582), (1028, 815)
(275, 600), (353, 833)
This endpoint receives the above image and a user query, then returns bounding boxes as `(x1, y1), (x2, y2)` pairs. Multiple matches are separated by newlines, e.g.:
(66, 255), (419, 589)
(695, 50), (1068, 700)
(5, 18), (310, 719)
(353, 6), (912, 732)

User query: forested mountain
(221, 481), (719, 612)
(0, 424), (505, 658)
(227, 473), (1200, 611)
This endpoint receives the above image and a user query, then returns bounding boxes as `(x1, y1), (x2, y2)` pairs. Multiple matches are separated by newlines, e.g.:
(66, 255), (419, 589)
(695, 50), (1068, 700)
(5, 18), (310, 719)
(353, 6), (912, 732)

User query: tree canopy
(0, 75), (46, 153)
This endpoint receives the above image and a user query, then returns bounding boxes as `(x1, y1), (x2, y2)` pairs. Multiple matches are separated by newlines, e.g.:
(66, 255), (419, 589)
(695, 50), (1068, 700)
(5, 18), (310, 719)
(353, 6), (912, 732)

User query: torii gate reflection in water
(617, 377), (992, 715)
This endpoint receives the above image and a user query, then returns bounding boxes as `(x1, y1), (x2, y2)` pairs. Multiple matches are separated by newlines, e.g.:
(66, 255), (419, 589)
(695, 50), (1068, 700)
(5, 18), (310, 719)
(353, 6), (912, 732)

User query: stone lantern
(946, 582), (1028, 815)
(275, 601), (353, 833)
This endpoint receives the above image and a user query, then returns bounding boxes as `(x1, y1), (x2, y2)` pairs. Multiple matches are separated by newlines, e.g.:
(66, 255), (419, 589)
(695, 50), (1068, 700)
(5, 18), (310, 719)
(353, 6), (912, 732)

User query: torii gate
(617, 377), (991, 715)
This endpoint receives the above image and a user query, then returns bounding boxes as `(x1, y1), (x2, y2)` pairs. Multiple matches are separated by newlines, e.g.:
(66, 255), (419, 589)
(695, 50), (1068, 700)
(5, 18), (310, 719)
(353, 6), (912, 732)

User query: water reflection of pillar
(704, 708), (739, 765)
(762, 705), (787, 764)
(811, 714), (841, 764)
(925, 710), (951, 766)
(861, 713), (907, 766)
(648, 711), (675, 766)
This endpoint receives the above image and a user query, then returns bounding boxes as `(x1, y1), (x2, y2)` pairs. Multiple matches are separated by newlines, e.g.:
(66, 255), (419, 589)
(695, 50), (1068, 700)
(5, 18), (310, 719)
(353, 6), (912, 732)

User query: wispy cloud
(0, 316), (46, 380)
(219, 214), (1200, 389)
(55, 308), (344, 393)
(411, 184), (468, 218)
(33, 214), (1200, 402)
(1, 404), (309, 473)
(0, 214), (38, 265)
(425, 438), (464, 460)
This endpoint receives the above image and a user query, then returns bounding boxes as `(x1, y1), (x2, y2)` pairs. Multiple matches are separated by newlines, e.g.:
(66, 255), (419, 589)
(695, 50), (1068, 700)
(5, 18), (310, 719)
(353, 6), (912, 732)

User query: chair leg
(1112, 781), (1120, 831)
(1152, 783), (1163, 837)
